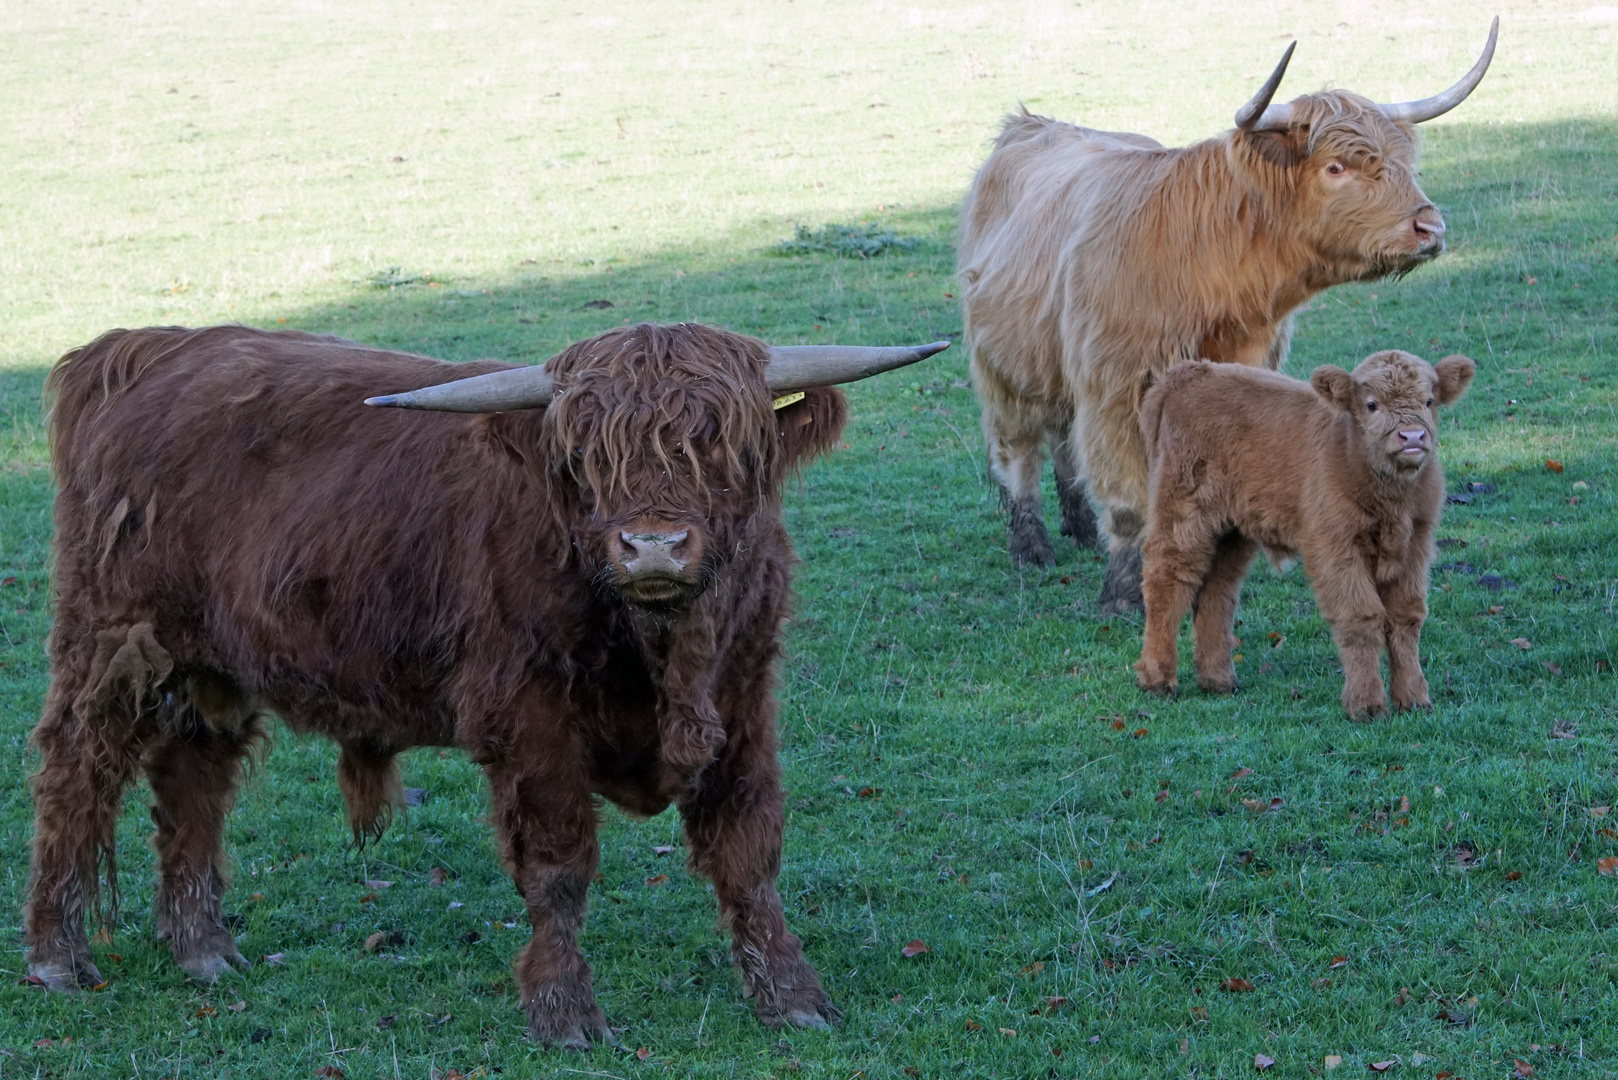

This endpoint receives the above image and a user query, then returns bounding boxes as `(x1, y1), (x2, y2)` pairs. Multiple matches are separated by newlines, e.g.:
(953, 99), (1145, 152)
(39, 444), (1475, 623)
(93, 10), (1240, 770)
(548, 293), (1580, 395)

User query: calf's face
(1310, 350), (1475, 476)
(539, 325), (846, 613)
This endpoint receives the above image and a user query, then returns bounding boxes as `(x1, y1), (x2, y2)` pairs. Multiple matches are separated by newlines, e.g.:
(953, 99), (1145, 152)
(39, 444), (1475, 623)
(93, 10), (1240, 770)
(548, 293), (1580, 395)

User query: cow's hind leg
(682, 669), (834, 1030)
(978, 386), (1057, 568)
(1051, 436), (1100, 548)
(25, 677), (146, 991)
(144, 673), (260, 982)
(1073, 397), (1151, 613)
(1191, 533), (1259, 693)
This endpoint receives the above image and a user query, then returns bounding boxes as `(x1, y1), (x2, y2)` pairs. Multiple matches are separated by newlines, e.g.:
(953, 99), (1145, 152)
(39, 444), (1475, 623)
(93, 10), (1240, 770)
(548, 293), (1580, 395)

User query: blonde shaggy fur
(959, 92), (1447, 609)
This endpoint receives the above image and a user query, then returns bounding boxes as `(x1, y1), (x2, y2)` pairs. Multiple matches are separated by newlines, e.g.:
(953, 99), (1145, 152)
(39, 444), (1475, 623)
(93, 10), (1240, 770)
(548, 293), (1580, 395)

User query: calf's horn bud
(365, 340), (952, 412)
(1378, 16), (1498, 125)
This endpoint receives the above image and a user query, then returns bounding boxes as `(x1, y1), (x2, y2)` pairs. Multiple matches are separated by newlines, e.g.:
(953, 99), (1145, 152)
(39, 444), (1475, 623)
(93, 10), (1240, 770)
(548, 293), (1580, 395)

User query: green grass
(1, 2), (1616, 1077)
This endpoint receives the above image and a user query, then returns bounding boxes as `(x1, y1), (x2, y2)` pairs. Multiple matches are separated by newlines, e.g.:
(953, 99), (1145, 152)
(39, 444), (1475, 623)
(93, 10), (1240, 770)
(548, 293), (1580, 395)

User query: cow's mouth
(618, 576), (695, 609)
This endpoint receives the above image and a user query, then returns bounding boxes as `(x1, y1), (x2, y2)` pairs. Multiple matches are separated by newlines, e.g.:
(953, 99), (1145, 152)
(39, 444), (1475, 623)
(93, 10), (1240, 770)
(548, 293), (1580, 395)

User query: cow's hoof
(1198, 672), (1239, 695)
(1097, 544), (1144, 614)
(1344, 699), (1388, 722)
(179, 950), (248, 983)
(28, 961), (95, 993)
(785, 1008), (832, 1031)
(1009, 536), (1057, 569)
(1058, 500), (1101, 549)
(529, 1005), (611, 1051)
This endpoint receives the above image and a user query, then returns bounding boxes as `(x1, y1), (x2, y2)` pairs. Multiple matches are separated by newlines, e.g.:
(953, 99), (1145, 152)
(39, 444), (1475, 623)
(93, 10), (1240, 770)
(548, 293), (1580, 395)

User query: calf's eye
(1365, 399), (1378, 412)
(1326, 161), (1347, 176)
(1426, 397), (1434, 408)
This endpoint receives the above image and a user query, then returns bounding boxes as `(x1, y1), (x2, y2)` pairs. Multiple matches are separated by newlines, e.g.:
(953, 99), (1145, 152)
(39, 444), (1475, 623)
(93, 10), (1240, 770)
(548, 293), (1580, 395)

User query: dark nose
(617, 529), (692, 576)
(1398, 428), (1428, 451)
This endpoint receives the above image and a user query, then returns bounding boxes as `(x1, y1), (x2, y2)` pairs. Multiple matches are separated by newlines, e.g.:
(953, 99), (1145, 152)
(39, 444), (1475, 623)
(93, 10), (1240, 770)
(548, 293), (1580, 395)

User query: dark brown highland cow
(1134, 350), (1474, 718)
(25, 322), (945, 1048)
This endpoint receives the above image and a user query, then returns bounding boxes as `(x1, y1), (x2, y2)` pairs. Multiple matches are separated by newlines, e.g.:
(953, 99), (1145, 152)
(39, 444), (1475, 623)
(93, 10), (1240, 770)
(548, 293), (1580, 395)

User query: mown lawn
(0, 2), (1614, 1078)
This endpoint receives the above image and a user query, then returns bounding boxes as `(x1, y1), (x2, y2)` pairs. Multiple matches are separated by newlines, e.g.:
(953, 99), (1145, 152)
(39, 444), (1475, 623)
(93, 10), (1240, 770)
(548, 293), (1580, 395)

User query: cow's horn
(364, 365), (556, 411)
(1234, 41), (1297, 132)
(765, 341), (951, 391)
(1379, 17), (1498, 125)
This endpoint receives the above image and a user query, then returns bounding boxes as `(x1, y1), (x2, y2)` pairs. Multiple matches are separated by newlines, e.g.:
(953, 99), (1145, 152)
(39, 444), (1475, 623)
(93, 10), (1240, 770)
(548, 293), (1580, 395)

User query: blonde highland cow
(958, 20), (1497, 612)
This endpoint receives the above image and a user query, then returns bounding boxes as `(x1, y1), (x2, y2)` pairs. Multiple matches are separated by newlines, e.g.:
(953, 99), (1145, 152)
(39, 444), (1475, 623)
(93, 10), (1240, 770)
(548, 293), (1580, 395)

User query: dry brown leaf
(901, 939), (930, 958)
(1325, 1055), (1343, 1070)
(651, 845), (676, 855)
(1367, 1061), (1396, 1073)
(428, 867), (447, 887)
(1393, 987), (1411, 1007)
(1242, 798), (1264, 813)
(1221, 977), (1255, 993)
(1597, 856), (1618, 876)
(362, 879), (393, 890)
(1545, 459), (1563, 473)
(645, 874), (669, 887)
(1329, 956), (1349, 969)
(262, 952), (286, 967)
(1588, 806), (1610, 819)
(365, 931), (387, 953)
(1514, 1060), (1534, 1078)
(228, 1001), (247, 1012)
(1231, 767), (1253, 780)
(999, 1027), (1017, 1038)
(1505, 870), (1523, 881)
(1190, 1005), (1210, 1021)
(1510, 638), (1533, 650)
(1254, 1053), (1275, 1070)
(636, 1048), (652, 1061)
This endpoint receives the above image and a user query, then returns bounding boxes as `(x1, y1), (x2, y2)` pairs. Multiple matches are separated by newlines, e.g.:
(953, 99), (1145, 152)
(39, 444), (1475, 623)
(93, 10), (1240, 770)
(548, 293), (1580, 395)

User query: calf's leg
(145, 714), (257, 982)
(681, 682), (833, 1029)
(478, 698), (607, 1050)
(1308, 553), (1390, 718)
(1135, 526), (1218, 695)
(1380, 573), (1431, 711)
(1191, 533), (1259, 694)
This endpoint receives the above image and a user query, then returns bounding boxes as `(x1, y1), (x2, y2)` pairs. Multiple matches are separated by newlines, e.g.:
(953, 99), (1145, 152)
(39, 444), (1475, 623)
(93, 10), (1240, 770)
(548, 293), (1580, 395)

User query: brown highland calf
(1133, 350), (1475, 717)
(958, 21), (1496, 612)
(25, 322), (945, 1048)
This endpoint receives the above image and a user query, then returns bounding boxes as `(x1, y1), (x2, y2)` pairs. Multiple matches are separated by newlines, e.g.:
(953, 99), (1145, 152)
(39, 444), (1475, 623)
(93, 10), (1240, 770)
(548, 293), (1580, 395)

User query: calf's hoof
(1134, 664), (1177, 696)
(1097, 544), (1144, 615)
(1343, 696), (1388, 722)
(1197, 671), (1239, 695)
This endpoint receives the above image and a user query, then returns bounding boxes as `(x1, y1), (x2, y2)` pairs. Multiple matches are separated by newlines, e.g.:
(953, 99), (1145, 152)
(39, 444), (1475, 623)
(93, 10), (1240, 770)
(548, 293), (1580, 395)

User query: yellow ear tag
(771, 391), (806, 411)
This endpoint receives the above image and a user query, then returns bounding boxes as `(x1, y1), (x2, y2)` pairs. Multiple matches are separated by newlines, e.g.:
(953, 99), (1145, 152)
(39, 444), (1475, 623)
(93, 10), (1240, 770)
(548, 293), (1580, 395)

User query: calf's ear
(1434, 355), (1476, 406)
(1309, 366), (1357, 412)
(776, 387), (848, 469)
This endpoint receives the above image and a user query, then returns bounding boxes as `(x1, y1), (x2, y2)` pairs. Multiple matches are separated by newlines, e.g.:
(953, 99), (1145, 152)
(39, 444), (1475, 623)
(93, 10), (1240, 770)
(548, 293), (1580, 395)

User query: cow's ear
(1433, 355), (1476, 406)
(1240, 127), (1308, 170)
(1310, 366), (1357, 412)
(775, 386), (848, 467)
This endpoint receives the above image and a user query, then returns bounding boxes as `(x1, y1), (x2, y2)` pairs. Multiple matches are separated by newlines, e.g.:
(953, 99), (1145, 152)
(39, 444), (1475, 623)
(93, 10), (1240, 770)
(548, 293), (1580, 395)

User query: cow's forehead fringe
(1289, 91), (1417, 164)
(1354, 349), (1435, 400)
(540, 322), (778, 501)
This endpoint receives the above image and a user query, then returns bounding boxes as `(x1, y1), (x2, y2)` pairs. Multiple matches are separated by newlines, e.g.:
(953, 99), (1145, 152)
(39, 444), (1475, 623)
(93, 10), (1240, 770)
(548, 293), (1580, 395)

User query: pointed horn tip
(364, 394), (404, 408)
(919, 340), (952, 357)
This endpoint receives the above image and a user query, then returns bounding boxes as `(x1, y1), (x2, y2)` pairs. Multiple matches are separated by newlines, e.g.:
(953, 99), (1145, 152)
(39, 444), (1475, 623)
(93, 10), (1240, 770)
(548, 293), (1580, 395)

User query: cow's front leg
(679, 723), (834, 1029)
(1308, 550), (1390, 719)
(479, 704), (607, 1050)
(1380, 571), (1431, 711)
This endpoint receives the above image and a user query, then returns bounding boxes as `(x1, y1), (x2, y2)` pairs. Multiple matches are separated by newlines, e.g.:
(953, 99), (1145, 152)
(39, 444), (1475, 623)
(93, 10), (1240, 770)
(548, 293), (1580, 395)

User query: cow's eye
(1426, 397), (1434, 408)
(1326, 161), (1347, 176)
(1365, 399), (1378, 412)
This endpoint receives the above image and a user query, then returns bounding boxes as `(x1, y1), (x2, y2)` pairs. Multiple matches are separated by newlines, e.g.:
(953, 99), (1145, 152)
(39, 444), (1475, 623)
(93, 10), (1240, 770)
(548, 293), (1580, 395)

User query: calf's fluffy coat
(25, 322), (881, 1048)
(1134, 350), (1474, 717)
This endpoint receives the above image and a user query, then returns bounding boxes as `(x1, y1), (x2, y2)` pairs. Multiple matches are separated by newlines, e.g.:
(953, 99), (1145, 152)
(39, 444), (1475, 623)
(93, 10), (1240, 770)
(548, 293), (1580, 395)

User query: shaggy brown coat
(26, 322), (847, 1047)
(959, 94), (1450, 610)
(1133, 351), (1475, 717)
